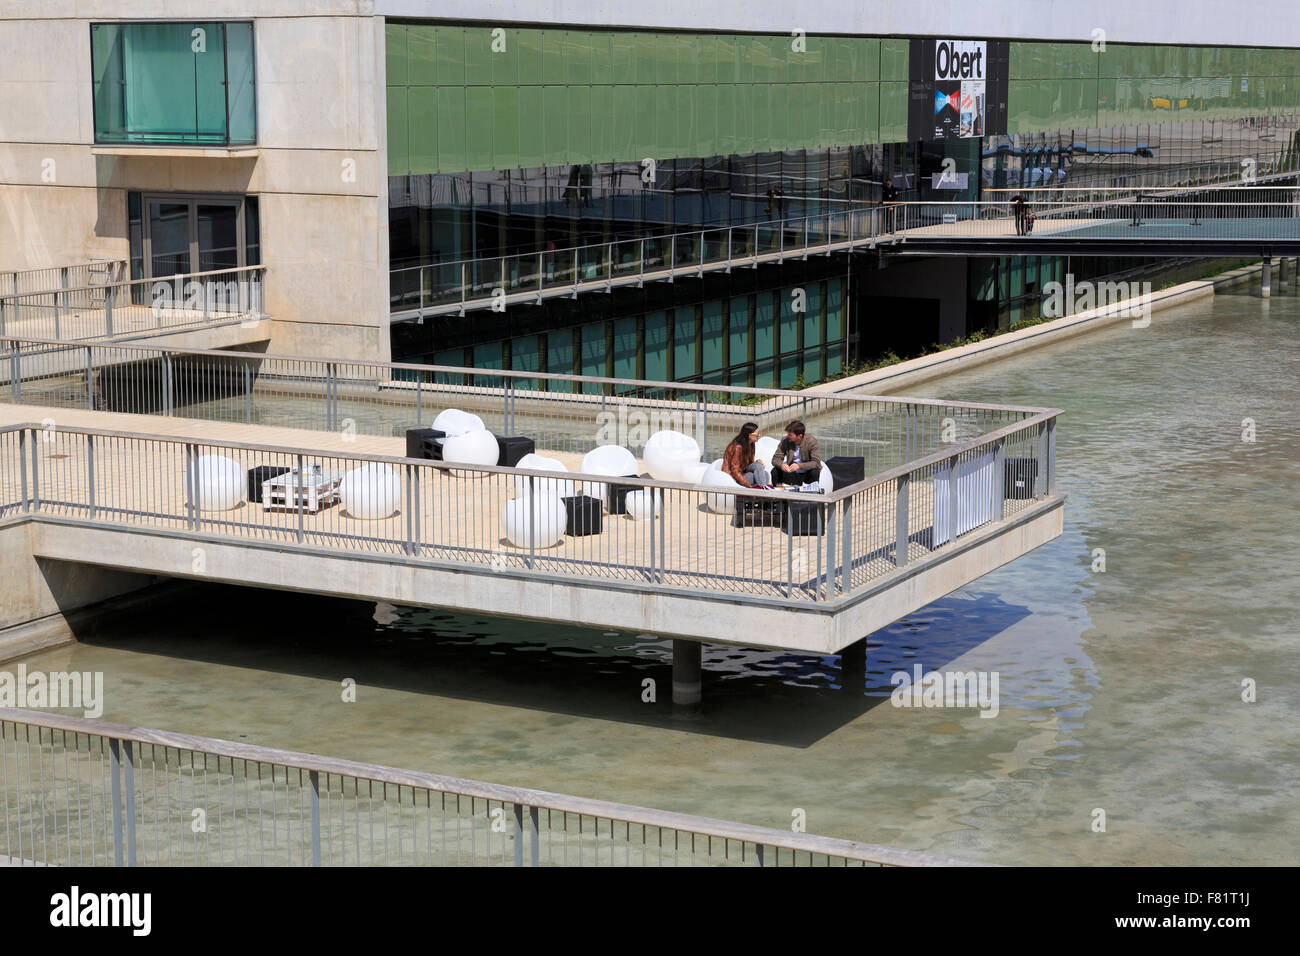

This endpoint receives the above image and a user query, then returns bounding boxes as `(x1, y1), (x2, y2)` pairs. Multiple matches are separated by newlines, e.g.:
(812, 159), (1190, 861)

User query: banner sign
(909, 39), (1009, 142)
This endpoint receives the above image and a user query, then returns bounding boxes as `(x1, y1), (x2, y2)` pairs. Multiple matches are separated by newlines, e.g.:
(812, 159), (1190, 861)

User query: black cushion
(562, 495), (603, 536)
(248, 466), (290, 504)
(405, 427), (445, 460)
(1004, 457), (1039, 499)
(826, 455), (865, 489)
(606, 473), (644, 514)
(786, 496), (826, 536)
(496, 436), (536, 467)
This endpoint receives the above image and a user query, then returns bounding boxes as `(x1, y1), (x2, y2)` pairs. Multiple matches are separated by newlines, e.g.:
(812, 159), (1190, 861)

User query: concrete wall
(376, 0), (1300, 48)
(0, 4), (391, 362)
(0, 520), (161, 664)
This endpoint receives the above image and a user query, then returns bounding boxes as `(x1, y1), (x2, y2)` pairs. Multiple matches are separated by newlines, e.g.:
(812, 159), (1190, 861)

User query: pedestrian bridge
(0, 339), (1061, 704)
(390, 184), (1300, 320)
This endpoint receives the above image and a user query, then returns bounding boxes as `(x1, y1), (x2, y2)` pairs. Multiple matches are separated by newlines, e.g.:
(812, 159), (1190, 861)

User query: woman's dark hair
(730, 422), (760, 447)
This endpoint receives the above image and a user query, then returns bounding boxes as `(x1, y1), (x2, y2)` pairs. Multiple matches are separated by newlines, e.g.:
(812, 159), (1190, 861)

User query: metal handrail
(0, 334), (1051, 417)
(0, 707), (990, 866)
(0, 263), (267, 302)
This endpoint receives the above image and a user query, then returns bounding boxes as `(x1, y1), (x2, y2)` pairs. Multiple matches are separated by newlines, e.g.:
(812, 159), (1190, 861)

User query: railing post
(244, 362), (252, 423)
(309, 770), (322, 867)
(648, 487), (657, 583)
(296, 454), (305, 543)
(163, 353), (174, 417)
(529, 806), (539, 866)
(948, 454), (960, 542)
(109, 738), (124, 867)
(993, 438), (1006, 521)
(185, 443), (198, 530)
(527, 487), (535, 569)
(8, 346), (17, 404)
(104, 283), (114, 337)
(823, 496), (835, 600)
(29, 426), (40, 509)
(123, 740), (137, 867)
(460, 261), (467, 313)
(18, 428), (28, 511)
(0, 295), (7, 336)
(87, 433), (96, 519)
(895, 474), (909, 568)
(840, 495), (853, 594)
(1036, 421), (1049, 499)
(404, 463), (417, 556)
(514, 804), (524, 867)
(85, 346), (94, 410)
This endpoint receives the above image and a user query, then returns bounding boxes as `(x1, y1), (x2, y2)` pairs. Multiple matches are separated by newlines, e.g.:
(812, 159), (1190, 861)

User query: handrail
(0, 707), (989, 865)
(0, 264), (266, 301)
(0, 334), (1050, 416)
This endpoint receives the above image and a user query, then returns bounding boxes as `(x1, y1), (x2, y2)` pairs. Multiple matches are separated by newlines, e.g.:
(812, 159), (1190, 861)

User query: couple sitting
(721, 420), (821, 490)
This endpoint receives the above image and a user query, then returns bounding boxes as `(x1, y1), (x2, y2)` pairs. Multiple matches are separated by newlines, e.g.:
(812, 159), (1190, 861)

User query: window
(127, 192), (260, 280)
(92, 22), (256, 146)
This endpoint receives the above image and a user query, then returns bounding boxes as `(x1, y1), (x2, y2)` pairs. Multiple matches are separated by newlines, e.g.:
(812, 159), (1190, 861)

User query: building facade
(3, 2), (1300, 381)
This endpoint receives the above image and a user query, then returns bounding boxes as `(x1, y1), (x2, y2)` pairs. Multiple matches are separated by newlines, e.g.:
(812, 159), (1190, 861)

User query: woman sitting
(722, 423), (773, 489)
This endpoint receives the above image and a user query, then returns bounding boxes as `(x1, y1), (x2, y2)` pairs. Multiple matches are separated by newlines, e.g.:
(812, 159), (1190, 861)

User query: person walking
(1011, 193), (1028, 235)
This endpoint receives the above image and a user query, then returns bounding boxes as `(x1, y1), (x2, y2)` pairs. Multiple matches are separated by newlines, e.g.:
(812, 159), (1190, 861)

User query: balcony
(91, 21), (256, 149)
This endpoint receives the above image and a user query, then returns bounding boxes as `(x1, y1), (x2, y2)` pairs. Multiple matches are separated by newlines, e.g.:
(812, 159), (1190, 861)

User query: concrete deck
(0, 404), (1064, 656)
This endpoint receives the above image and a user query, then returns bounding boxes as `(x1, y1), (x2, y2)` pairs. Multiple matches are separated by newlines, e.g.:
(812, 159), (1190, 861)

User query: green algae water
(14, 288), (1299, 865)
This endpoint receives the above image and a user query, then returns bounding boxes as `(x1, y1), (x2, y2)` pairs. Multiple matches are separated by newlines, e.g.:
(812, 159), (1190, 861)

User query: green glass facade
(386, 24), (909, 175)
(386, 24), (1300, 176)
(91, 22), (257, 146)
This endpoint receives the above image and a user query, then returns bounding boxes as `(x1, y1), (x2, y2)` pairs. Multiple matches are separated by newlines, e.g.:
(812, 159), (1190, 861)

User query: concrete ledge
(22, 496), (1064, 655)
(91, 146), (260, 159)
(814, 278), (1218, 396)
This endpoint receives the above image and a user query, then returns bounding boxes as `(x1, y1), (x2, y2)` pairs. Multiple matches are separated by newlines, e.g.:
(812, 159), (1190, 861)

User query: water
(15, 290), (1299, 864)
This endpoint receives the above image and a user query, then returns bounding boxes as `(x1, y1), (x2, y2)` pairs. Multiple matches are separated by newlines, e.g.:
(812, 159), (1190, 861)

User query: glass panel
(612, 317), (638, 381)
(92, 22), (254, 145)
(580, 321), (607, 393)
(546, 330), (575, 390)
(644, 311), (669, 382)
(197, 203), (240, 271)
(673, 306), (697, 379)
(243, 197), (260, 267)
(728, 294), (751, 364)
(149, 201), (191, 276)
(701, 300), (724, 373)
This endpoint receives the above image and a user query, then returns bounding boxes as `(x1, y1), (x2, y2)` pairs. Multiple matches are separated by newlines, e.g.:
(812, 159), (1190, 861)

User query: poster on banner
(909, 39), (1008, 143)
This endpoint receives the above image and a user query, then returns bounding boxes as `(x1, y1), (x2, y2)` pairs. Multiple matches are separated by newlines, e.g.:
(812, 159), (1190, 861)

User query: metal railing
(0, 260), (126, 298)
(896, 192), (1300, 241)
(389, 205), (899, 319)
(0, 334), (1039, 478)
(0, 404), (1057, 605)
(0, 266), (267, 343)
(0, 708), (988, 866)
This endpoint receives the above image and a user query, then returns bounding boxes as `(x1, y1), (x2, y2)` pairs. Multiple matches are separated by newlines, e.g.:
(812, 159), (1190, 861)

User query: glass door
(196, 202), (241, 271)
(147, 200), (192, 277)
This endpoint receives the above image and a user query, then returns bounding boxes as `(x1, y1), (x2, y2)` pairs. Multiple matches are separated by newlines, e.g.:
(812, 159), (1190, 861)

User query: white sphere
(702, 467), (740, 513)
(754, 436), (780, 465)
(581, 445), (638, 503)
(709, 458), (723, 471)
(501, 494), (566, 548)
(512, 453), (577, 499)
(625, 489), (661, 521)
(442, 429), (498, 468)
(819, 462), (834, 492)
(432, 408), (485, 437)
(643, 430), (701, 482)
(187, 454), (243, 511)
(679, 461), (710, 485)
(340, 463), (401, 519)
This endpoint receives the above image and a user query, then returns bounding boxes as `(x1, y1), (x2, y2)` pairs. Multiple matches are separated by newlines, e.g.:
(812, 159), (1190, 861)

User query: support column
(1279, 257), (1292, 291)
(1261, 257), (1272, 299)
(671, 639), (702, 712)
(839, 638), (867, 696)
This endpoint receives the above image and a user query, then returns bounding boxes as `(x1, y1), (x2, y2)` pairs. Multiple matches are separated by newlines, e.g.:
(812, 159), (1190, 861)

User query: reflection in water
(17, 292), (1300, 864)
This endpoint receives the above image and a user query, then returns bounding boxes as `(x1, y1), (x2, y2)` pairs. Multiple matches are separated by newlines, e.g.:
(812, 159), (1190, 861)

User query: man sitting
(770, 420), (822, 487)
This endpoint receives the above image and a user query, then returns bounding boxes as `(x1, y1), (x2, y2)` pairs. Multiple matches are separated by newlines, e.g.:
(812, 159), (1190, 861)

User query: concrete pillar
(1261, 257), (1272, 299)
(1279, 257), (1292, 290)
(839, 639), (867, 695)
(671, 638), (702, 711)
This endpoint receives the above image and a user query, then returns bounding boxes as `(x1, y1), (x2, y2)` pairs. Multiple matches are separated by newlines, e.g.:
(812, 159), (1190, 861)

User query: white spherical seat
(187, 454), (243, 511)
(754, 436), (780, 465)
(580, 445), (638, 502)
(512, 453), (577, 499)
(679, 461), (710, 485)
(432, 408), (485, 437)
(709, 458), (723, 471)
(340, 463), (401, 519)
(702, 467), (740, 514)
(501, 494), (566, 548)
(643, 430), (701, 482)
(625, 489), (661, 520)
(442, 429), (498, 470)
